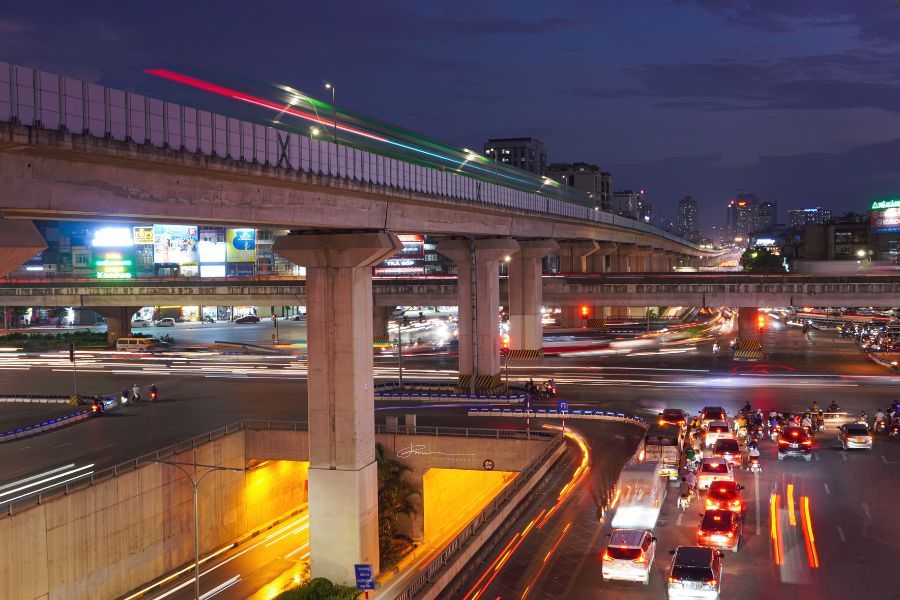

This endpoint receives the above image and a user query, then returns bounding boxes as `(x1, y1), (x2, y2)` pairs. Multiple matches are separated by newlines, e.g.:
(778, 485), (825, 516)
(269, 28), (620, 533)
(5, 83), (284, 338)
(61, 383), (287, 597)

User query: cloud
(572, 51), (900, 113)
(672, 0), (900, 44)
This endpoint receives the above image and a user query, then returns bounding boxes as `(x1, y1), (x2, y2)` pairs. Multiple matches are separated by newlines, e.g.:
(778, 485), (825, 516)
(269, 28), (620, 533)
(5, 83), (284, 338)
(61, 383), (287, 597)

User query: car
(700, 406), (727, 428)
(838, 423), (873, 450)
(131, 319), (152, 328)
(777, 426), (813, 461)
(704, 421), (732, 449)
(704, 481), (744, 513)
(155, 318), (176, 327)
(697, 458), (734, 490)
(697, 510), (743, 553)
(711, 438), (742, 468)
(659, 409), (688, 430)
(601, 528), (656, 585)
(234, 315), (261, 324)
(666, 546), (723, 599)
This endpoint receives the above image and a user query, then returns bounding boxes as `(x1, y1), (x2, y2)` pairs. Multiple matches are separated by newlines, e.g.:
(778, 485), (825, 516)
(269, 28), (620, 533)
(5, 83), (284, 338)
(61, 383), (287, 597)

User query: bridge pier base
(438, 238), (520, 394)
(0, 219), (47, 277)
(373, 305), (393, 344)
(508, 240), (558, 366)
(735, 307), (763, 360)
(93, 306), (140, 346)
(273, 231), (402, 585)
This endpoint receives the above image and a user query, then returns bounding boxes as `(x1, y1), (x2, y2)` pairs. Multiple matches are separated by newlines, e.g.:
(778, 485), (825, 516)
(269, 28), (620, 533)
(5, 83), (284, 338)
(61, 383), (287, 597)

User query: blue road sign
(355, 564), (375, 590)
(558, 400), (569, 412)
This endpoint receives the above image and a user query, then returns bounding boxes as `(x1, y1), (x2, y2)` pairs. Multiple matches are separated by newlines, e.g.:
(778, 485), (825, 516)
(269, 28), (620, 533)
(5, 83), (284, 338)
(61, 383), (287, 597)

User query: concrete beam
(0, 219), (47, 277)
(555, 240), (598, 273)
(273, 231), (402, 584)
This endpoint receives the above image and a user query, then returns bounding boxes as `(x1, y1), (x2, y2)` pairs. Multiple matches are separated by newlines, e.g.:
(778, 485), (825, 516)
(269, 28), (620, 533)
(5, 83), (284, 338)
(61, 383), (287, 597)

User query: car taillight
(705, 579), (717, 588)
(668, 577), (678, 584)
(633, 555), (647, 564)
(801, 440), (811, 446)
(726, 531), (734, 538)
(732, 500), (741, 506)
(602, 552), (614, 562)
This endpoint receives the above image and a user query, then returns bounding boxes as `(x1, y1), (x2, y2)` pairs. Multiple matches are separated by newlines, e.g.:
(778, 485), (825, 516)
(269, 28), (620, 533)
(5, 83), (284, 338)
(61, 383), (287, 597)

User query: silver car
(155, 318), (176, 327)
(839, 424), (873, 450)
(131, 318), (152, 328)
(602, 529), (656, 585)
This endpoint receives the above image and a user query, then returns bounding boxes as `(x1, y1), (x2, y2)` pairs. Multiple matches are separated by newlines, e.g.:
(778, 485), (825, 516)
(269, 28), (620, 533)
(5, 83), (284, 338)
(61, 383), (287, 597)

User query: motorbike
(889, 420), (900, 437)
(149, 386), (158, 402)
(748, 455), (762, 474)
(202, 315), (215, 323)
(875, 419), (887, 434)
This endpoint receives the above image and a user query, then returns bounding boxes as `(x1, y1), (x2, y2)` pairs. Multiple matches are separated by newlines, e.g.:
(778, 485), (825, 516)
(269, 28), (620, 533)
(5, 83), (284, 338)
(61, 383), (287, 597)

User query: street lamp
(155, 452), (246, 600)
(397, 315), (409, 390)
(324, 82), (337, 145)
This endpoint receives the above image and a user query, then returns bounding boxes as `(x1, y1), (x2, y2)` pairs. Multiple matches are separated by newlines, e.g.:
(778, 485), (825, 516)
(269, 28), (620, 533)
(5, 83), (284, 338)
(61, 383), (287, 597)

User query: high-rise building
(483, 137), (547, 176)
(546, 162), (609, 210)
(757, 201), (778, 232)
(726, 195), (759, 241)
(788, 207), (832, 229)
(677, 196), (700, 242)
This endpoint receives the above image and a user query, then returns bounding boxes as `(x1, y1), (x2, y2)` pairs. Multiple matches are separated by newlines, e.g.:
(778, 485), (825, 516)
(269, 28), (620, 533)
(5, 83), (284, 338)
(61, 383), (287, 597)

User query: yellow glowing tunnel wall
(244, 460), (310, 516)
(422, 468), (516, 541)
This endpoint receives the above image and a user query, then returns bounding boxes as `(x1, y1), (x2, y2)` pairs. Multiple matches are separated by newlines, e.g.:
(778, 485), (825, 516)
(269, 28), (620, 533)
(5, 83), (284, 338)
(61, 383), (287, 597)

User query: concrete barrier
(0, 394), (71, 404)
(0, 409), (92, 444)
(467, 407), (649, 428)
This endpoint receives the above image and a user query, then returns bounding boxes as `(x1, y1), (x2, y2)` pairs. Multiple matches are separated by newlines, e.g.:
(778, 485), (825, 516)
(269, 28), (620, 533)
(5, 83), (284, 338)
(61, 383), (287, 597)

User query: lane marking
(813, 453), (819, 461)
(841, 453), (847, 461)
(837, 526), (846, 542)
(676, 513), (683, 526)
(823, 483), (830, 495)
(754, 472), (761, 533)
(861, 502), (871, 521)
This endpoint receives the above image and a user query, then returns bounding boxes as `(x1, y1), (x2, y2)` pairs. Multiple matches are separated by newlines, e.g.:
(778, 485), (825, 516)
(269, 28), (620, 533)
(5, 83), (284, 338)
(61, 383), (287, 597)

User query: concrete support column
(93, 306), (140, 346)
(0, 220), (47, 277)
(438, 238), (520, 393)
(587, 241), (618, 274)
(555, 240), (598, 273)
(373, 305), (394, 343)
(508, 240), (558, 362)
(273, 231), (402, 584)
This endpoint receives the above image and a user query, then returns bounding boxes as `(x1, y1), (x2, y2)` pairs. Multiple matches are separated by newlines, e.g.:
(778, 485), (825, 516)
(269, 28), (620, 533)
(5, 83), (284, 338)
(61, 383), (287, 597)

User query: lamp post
(155, 452), (246, 600)
(324, 82), (337, 145)
(397, 315), (409, 390)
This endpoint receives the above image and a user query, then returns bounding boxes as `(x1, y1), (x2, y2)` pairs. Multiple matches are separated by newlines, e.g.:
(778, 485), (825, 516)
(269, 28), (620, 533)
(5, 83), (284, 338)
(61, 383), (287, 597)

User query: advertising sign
(91, 227), (133, 247)
(872, 207), (900, 233)
(94, 250), (133, 279)
(153, 225), (199, 264)
(226, 228), (257, 263)
(375, 234), (425, 275)
(133, 226), (154, 245)
(198, 239), (226, 263)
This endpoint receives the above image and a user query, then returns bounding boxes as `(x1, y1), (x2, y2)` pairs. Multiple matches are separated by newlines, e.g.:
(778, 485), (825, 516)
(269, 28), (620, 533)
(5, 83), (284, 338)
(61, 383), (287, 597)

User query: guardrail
(467, 407), (649, 427)
(374, 424), (556, 440)
(0, 409), (92, 444)
(0, 60), (699, 251)
(393, 430), (565, 600)
(0, 420), (308, 517)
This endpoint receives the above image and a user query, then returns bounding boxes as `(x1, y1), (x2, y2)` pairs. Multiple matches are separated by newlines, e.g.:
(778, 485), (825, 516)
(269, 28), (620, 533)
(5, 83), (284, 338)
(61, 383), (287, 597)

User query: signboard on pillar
(374, 234), (425, 275)
(354, 564), (375, 591)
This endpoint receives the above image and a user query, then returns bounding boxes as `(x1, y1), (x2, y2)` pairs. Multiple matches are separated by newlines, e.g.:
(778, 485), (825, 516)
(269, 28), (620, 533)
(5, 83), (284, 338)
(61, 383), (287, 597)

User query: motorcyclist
(684, 470), (698, 494)
(132, 384), (141, 402)
(858, 410), (867, 425)
(149, 384), (158, 402)
(121, 388), (130, 404)
(874, 409), (886, 429)
(827, 401), (840, 412)
(801, 414), (813, 430)
(742, 401), (752, 414)
(811, 401), (820, 413)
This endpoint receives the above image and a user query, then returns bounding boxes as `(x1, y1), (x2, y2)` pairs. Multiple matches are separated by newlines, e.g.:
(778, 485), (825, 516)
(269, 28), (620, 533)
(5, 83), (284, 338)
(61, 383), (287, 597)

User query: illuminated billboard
(153, 225), (199, 264)
(375, 234), (425, 275)
(94, 251), (133, 279)
(226, 229), (256, 263)
(91, 227), (133, 247)
(871, 200), (900, 233)
(198, 239), (226, 263)
(133, 226), (154, 245)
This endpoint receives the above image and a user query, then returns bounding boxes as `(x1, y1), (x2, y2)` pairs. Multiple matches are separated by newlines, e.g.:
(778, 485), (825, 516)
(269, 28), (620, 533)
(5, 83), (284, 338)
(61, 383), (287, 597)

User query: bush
(274, 578), (359, 600)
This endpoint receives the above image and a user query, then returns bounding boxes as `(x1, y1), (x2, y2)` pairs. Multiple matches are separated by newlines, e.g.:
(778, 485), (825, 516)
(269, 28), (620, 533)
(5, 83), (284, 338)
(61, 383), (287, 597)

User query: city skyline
(0, 1), (896, 230)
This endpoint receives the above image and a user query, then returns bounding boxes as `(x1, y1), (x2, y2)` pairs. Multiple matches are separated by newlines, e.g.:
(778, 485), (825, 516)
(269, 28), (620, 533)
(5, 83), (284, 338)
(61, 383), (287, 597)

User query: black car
(234, 315), (261, 324)
(666, 546), (723, 597)
(777, 426), (812, 461)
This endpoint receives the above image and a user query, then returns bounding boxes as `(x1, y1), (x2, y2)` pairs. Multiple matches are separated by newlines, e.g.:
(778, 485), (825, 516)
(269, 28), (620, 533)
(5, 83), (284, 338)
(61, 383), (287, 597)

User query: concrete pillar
(438, 238), (520, 393)
(555, 240), (598, 273)
(0, 220), (47, 277)
(373, 305), (394, 343)
(508, 240), (558, 362)
(273, 231), (402, 584)
(93, 306), (140, 346)
(587, 241), (618, 274)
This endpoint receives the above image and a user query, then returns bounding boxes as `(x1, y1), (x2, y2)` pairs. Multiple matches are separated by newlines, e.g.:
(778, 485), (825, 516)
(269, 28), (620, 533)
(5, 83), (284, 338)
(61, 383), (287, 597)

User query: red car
(711, 438), (743, 468)
(697, 510), (743, 553)
(659, 409), (688, 429)
(704, 480), (745, 513)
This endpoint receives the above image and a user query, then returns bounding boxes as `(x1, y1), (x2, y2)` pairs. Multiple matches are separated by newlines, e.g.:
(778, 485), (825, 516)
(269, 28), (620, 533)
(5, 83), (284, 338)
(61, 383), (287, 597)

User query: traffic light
(580, 306), (590, 320)
(501, 334), (510, 356)
(757, 314), (765, 333)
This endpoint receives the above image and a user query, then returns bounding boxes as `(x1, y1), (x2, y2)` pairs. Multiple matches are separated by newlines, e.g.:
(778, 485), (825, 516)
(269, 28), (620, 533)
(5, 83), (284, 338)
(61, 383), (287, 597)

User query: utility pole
(155, 452), (245, 600)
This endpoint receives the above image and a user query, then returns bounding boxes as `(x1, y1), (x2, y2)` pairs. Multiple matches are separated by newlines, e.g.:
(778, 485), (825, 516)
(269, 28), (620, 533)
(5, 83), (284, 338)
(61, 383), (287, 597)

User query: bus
(642, 424), (683, 481)
(610, 456), (668, 530)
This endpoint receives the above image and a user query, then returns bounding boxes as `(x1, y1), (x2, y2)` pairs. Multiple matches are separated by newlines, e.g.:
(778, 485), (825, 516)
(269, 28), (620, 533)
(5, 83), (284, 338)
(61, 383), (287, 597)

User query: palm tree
(375, 443), (419, 566)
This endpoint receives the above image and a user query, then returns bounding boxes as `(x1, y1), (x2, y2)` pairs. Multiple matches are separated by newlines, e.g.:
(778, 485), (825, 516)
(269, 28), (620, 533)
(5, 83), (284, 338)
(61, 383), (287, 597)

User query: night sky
(1, 0), (898, 231)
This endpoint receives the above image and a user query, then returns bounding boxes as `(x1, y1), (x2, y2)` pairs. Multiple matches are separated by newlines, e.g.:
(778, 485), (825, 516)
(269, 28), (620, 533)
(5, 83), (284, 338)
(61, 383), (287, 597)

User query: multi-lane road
(0, 321), (898, 598)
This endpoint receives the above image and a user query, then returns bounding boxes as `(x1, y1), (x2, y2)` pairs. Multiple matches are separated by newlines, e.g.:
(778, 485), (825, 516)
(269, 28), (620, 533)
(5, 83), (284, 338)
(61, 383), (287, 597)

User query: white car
(602, 528), (656, 585)
(131, 319), (152, 328)
(704, 421), (732, 449)
(697, 458), (734, 490)
(155, 318), (176, 327)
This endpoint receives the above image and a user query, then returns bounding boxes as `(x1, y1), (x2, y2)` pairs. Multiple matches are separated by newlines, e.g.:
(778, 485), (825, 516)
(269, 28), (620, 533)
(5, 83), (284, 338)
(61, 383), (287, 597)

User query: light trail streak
(520, 521), (572, 600)
(199, 575), (241, 599)
(0, 464), (93, 499)
(770, 493), (782, 565)
(800, 496), (820, 568)
(787, 484), (797, 527)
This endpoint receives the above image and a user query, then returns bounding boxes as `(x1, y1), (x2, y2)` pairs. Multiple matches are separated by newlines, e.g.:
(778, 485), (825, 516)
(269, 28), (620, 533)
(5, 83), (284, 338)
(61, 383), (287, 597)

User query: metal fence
(374, 424), (555, 440)
(0, 60), (698, 250)
(393, 432), (565, 600)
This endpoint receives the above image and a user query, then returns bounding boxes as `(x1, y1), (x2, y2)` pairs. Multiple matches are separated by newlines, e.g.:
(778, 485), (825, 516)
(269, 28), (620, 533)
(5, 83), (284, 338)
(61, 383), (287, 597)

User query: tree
(376, 443), (419, 567)
(740, 247), (785, 273)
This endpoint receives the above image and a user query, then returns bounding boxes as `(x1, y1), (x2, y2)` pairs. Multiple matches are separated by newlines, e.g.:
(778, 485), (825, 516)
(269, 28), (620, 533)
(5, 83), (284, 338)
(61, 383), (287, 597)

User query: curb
(0, 410), (93, 443)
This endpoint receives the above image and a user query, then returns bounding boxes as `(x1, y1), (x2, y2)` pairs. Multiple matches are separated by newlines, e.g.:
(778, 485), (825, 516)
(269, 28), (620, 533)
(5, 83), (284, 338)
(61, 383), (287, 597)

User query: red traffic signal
(757, 314), (765, 332)
(580, 306), (590, 320)
(500, 334), (510, 356)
